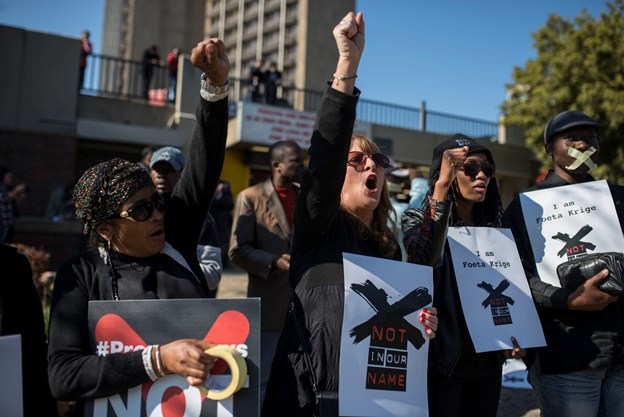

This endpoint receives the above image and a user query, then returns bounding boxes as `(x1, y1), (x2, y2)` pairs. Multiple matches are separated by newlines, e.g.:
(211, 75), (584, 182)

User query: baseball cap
(150, 147), (186, 172)
(543, 110), (600, 144)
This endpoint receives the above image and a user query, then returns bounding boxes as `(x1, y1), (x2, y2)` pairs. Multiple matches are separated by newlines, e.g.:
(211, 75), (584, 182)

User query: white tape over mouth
(200, 345), (248, 400)
(565, 146), (597, 170)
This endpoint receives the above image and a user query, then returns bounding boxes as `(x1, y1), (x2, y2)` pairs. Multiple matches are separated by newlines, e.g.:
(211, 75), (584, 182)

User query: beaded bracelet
(142, 345), (159, 381)
(331, 73), (358, 82)
(200, 73), (230, 102)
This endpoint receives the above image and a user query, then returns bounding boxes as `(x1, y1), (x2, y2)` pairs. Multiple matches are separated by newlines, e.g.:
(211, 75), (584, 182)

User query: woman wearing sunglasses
(402, 134), (525, 417)
(262, 12), (438, 417)
(47, 39), (229, 415)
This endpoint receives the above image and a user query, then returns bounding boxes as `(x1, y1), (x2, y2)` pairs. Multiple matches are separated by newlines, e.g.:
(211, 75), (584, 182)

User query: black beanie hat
(430, 134), (495, 180)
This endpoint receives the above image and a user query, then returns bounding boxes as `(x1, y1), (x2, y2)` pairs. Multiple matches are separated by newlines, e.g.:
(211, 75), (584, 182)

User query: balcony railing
(82, 53), (498, 139)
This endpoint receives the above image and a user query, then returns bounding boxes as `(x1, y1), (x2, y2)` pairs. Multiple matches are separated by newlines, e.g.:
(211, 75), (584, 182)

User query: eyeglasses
(108, 194), (165, 222)
(461, 162), (495, 179)
(347, 152), (391, 169)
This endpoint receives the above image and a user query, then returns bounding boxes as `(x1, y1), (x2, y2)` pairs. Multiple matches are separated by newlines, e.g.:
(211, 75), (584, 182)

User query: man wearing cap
(150, 146), (222, 292)
(503, 110), (624, 417)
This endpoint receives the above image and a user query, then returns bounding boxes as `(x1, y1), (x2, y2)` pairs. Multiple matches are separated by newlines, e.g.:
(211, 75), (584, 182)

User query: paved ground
(217, 264), (541, 417)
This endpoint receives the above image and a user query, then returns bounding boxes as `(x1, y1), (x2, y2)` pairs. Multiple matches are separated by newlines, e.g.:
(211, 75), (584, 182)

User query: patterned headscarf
(73, 158), (154, 234)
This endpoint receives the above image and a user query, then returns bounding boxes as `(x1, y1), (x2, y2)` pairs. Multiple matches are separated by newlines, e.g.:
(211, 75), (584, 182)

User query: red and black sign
(349, 280), (431, 392)
(552, 224), (596, 259)
(87, 299), (260, 417)
(477, 280), (515, 326)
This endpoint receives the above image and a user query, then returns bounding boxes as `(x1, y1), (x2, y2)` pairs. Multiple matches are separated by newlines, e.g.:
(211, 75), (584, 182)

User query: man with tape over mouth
(503, 110), (624, 417)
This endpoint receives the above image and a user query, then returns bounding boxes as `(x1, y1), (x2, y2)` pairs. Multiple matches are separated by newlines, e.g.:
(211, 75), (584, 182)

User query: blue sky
(0, 0), (608, 121)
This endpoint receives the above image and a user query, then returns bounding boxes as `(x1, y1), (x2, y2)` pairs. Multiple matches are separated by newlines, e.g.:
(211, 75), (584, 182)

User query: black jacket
(402, 200), (503, 378)
(503, 171), (624, 374)
(47, 97), (228, 413)
(0, 244), (58, 417)
(262, 87), (400, 417)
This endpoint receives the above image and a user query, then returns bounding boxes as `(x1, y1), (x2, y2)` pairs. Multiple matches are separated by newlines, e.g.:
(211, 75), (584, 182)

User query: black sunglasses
(461, 162), (495, 179)
(108, 194), (165, 222)
(347, 152), (391, 169)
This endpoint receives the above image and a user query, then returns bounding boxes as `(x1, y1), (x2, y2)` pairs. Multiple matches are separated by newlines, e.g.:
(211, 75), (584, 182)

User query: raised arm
(166, 39), (230, 249)
(297, 12), (365, 246)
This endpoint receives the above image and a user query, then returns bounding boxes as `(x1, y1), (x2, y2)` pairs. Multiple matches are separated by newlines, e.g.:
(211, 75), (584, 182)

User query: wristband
(200, 73), (230, 102)
(331, 73), (357, 82)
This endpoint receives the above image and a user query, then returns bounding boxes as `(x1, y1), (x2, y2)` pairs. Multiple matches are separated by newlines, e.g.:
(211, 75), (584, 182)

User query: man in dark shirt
(503, 110), (624, 417)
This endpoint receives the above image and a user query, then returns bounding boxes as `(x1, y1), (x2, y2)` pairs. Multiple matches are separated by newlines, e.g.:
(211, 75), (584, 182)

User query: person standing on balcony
(167, 48), (180, 103)
(249, 58), (265, 102)
(141, 45), (161, 100)
(79, 30), (92, 90)
(264, 61), (282, 105)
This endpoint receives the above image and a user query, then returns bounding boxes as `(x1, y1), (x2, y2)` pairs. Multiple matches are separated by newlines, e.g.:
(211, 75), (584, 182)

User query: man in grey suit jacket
(229, 140), (303, 403)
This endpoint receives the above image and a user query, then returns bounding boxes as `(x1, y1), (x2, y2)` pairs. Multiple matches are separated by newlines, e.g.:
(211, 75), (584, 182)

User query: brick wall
(0, 130), (77, 217)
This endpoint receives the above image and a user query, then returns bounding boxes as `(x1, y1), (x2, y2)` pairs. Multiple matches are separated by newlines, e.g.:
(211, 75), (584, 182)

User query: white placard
(447, 227), (546, 353)
(0, 334), (23, 417)
(340, 253), (433, 417)
(519, 180), (624, 286)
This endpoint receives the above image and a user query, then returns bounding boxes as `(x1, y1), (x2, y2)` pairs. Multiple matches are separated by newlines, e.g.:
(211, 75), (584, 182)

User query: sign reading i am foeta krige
(519, 180), (624, 286)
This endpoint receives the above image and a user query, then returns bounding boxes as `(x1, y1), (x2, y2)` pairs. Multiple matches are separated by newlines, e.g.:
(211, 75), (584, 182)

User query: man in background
(150, 146), (222, 292)
(229, 140), (303, 402)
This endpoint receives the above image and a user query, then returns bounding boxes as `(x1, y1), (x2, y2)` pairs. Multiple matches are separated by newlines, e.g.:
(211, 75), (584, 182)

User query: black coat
(262, 87), (400, 417)
(47, 97), (228, 414)
(0, 244), (58, 417)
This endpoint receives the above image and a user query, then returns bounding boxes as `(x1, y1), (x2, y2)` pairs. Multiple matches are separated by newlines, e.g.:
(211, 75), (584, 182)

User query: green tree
(502, 0), (624, 183)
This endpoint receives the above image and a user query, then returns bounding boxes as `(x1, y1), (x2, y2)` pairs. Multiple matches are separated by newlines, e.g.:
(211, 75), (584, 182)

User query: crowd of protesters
(1, 10), (623, 417)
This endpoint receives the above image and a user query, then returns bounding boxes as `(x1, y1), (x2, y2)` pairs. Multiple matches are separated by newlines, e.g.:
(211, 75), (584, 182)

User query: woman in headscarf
(47, 38), (231, 416)
(402, 135), (525, 417)
(262, 12), (438, 417)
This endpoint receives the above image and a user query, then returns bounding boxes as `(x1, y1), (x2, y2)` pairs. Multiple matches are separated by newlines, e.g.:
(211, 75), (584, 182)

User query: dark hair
(269, 141), (301, 164)
(0, 166), (9, 183)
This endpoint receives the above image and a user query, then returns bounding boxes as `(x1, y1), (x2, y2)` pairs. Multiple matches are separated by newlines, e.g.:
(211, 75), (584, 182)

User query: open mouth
(365, 175), (377, 191)
(150, 228), (164, 238)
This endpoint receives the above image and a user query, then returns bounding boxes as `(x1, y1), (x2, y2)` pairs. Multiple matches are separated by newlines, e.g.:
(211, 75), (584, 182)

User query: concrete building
(0, 22), (535, 269)
(204, 0), (354, 96)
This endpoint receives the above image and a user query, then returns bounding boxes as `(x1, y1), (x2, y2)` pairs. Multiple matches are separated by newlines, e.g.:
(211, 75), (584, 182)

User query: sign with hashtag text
(87, 298), (260, 417)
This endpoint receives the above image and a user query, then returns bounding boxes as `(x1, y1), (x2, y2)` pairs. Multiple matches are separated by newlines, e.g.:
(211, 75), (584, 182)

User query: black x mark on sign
(477, 280), (515, 308)
(349, 279), (432, 349)
(551, 224), (596, 258)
